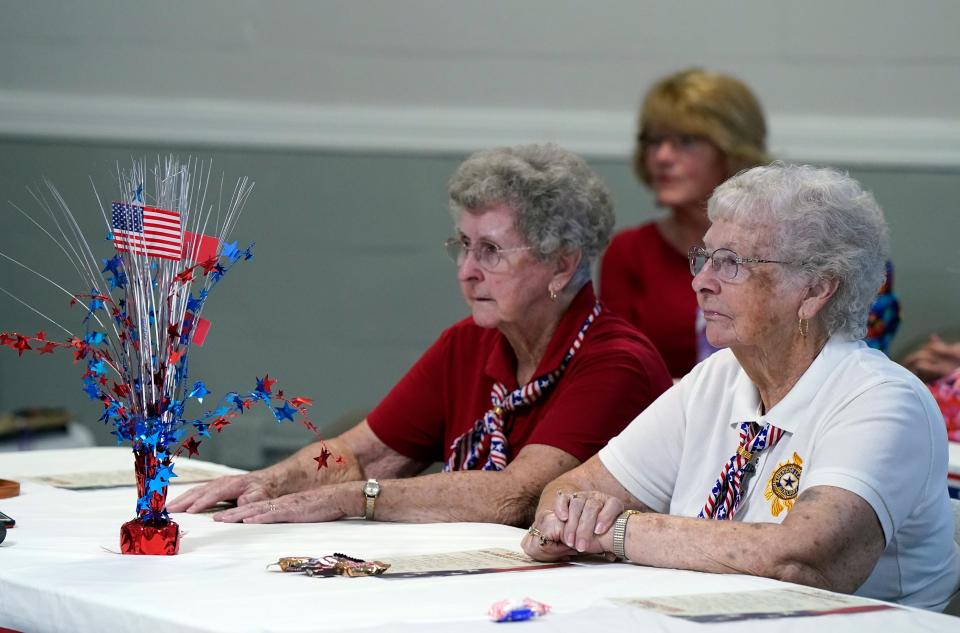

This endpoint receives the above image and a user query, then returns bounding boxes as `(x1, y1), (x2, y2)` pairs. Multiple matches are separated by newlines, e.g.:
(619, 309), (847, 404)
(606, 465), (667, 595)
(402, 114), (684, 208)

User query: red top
(367, 283), (671, 466)
(600, 222), (698, 377)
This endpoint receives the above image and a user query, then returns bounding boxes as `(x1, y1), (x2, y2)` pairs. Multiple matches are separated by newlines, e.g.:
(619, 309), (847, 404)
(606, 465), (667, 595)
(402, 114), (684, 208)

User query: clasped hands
(167, 472), (353, 524)
(522, 489), (624, 561)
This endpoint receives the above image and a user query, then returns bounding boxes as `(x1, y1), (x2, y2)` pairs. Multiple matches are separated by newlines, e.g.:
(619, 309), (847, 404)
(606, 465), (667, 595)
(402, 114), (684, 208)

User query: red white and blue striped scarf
(699, 421), (784, 520)
(443, 303), (602, 472)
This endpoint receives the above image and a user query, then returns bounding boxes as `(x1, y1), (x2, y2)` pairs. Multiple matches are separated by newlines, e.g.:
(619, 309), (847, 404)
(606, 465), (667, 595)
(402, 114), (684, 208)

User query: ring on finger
(528, 526), (549, 547)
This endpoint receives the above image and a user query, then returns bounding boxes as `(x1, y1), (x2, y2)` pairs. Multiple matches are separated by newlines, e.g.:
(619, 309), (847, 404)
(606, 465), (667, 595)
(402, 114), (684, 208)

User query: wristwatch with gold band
(363, 479), (380, 520)
(612, 509), (642, 561)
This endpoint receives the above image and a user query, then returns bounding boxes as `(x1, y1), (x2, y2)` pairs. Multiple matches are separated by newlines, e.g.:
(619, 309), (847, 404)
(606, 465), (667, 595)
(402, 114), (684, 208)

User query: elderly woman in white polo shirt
(522, 163), (960, 610)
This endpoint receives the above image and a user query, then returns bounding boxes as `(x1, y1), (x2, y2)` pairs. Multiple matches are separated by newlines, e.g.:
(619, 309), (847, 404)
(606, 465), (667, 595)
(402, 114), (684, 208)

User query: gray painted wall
(2, 1), (958, 466)
(1, 139), (957, 467)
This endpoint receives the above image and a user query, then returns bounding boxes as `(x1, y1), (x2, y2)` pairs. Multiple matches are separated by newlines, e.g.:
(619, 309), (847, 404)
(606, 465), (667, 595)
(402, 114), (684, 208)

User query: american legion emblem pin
(764, 452), (803, 517)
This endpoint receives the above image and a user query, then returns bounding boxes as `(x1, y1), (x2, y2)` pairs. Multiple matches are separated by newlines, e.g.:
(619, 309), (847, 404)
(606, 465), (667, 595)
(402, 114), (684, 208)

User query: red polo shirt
(600, 223), (699, 377)
(367, 283), (671, 466)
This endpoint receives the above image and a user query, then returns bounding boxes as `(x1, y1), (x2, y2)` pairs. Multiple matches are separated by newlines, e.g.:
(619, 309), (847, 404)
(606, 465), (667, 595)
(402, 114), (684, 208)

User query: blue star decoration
(101, 256), (123, 277)
(147, 476), (168, 496)
(188, 381), (211, 403)
(222, 241), (240, 261)
(155, 464), (177, 483)
(186, 294), (204, 313)
(273, 401), (297, 423)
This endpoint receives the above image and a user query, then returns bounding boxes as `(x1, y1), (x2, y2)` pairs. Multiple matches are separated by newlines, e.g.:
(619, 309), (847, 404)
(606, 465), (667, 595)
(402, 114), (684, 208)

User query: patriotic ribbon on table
(443, 303), (602, 472)
(699, 421), (784, 520)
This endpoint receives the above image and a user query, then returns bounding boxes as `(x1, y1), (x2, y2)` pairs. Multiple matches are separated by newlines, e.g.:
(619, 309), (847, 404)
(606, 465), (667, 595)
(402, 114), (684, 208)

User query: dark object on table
(0, 479), (20, 499)
(0, 525), (6, 545)
(0, 407), (71, 440)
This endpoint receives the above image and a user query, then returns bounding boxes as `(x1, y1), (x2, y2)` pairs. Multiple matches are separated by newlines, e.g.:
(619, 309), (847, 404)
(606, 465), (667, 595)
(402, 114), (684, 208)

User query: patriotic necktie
(699, 421), (784, 519)
(443, 303), (602, 472)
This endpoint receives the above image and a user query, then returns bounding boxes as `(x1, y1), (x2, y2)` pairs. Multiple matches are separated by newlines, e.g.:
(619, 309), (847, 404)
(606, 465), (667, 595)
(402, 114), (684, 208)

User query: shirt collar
(729, 336), (860, 433)
(485, 283), (598, 389)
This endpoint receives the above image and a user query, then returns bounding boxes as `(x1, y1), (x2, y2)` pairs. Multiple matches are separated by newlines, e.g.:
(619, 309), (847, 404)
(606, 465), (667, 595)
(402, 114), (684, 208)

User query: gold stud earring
(548, 287), (558, 302)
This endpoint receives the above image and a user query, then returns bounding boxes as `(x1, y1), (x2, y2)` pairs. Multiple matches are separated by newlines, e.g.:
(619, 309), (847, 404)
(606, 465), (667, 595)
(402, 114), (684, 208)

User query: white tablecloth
(0, 448), (956, 632)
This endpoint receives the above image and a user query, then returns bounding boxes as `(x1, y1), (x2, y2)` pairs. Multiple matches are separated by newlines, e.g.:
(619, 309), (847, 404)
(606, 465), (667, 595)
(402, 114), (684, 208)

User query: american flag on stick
(111, 202), (183, 260)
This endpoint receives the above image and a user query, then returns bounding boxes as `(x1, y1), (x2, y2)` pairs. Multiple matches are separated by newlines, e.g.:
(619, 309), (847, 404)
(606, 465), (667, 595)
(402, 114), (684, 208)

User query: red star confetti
(314, 447), (332, 470)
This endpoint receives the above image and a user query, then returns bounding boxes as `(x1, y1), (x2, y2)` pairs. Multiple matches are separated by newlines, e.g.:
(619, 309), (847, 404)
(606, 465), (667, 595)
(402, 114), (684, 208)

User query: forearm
(263, 436), (365, 494)
(610, 512), (870, 594)
(534, 456), (644, 520)
(354, 470), (542, 526)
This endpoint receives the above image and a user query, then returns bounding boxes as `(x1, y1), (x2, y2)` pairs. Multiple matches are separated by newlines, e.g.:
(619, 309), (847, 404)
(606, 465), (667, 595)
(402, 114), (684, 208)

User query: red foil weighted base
(120, 518), (180, 555)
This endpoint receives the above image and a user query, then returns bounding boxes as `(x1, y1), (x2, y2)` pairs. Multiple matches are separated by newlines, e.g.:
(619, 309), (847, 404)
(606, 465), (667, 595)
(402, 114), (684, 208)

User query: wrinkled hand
(903, 335), (960, 383)
(211, 486), (351, 524)
(522, 489), (624, 561)
(167, 471), (282, 513)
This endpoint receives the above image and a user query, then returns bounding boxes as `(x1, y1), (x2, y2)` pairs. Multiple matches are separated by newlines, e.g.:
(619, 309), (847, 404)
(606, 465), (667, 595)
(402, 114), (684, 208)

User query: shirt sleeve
(599, 378), (690, 513)
(526, 335), (672, 464)
(800, 378), (941, 545)
(366, 329), (451, 463)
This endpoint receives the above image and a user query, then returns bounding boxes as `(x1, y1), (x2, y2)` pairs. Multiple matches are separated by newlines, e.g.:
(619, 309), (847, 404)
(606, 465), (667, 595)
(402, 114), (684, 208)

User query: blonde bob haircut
(634, 68), (770, 186)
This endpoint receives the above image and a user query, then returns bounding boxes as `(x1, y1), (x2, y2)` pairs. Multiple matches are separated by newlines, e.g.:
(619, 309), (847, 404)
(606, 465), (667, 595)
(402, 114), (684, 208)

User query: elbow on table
(772, 559), (865, 595)
(492, 488), (540, 527)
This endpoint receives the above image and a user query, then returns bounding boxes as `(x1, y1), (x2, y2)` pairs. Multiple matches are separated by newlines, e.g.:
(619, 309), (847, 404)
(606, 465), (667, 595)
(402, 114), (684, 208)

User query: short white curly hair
(448, 143), (615, 290)
(708, 163), (889, 340)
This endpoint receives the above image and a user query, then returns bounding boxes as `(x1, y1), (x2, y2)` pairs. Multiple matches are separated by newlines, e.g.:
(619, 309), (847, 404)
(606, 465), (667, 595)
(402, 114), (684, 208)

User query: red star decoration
(169, 349), (183, 364)
(200, 256), (219, 274)
(313, 447), (331, 470)
(184, 436), (201, 457)
(34, 331), (47, 340)
(112, 382), (131, 398)
(14, 336), (32, 356)
(0, 333), (12, 347)
(241, 399), (254, 410)
(37, 342), (57, 355)
(173, 268), (194, 284)
(290, 396), (314, 408)
(211, 417), (231, 432)
(261, 374), (277, 393)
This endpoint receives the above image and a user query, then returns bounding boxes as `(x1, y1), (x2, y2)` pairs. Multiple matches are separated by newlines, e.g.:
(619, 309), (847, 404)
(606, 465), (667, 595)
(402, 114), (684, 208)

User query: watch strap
(363, 479), (380, 520)
(612, 510), (641, 561)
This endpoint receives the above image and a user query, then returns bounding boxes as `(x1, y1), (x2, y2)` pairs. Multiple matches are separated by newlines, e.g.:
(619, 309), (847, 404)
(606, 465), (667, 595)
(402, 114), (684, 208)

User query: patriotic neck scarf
(699, 421), (784, 520)
(443, 303), (602, 472)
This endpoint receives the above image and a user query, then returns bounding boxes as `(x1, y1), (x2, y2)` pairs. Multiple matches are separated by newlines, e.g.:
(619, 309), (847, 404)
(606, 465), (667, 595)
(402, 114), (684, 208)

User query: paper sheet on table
(380, 548), (570, 579)
(29, 465), (223, 490)
(613, 586), (897, 622)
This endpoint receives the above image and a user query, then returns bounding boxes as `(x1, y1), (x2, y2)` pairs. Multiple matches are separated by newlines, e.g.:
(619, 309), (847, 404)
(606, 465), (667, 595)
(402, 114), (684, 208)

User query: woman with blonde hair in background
(601, 68), (898, 377)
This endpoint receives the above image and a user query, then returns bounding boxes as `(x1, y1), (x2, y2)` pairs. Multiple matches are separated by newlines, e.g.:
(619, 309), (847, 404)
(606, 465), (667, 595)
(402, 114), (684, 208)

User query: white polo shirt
(600, 337), (960, 610)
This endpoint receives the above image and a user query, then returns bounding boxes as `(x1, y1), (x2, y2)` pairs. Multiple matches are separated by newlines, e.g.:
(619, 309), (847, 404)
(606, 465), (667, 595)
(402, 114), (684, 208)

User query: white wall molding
(2, 91), (959, 168)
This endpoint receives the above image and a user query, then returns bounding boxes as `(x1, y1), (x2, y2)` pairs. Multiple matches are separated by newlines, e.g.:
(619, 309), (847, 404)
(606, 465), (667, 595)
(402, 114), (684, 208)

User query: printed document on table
(380, 548), (570, 579)
(613, 586), (897, 622)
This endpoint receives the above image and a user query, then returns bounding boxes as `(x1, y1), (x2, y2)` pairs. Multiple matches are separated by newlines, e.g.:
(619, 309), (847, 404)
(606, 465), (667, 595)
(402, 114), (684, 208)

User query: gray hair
(448, 143), (615, 290)
(708, 163), (888, 340)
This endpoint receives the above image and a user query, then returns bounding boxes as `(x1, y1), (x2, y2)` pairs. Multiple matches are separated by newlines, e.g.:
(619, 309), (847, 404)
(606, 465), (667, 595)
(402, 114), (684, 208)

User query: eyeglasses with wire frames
(637, 132), (709, 152)
(688, 246), (800, 282)
(444, 236), (533, 271)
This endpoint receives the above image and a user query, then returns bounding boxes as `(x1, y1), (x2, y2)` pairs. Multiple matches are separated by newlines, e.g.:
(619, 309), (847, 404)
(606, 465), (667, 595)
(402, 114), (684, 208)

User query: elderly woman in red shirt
(170, 143), (671, 526)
